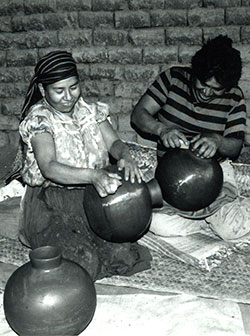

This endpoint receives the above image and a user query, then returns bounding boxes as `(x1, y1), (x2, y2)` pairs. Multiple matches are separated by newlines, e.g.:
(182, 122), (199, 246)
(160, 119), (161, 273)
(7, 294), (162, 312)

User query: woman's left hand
(117, 154), (142, 183)
(190, 134), (222, 158)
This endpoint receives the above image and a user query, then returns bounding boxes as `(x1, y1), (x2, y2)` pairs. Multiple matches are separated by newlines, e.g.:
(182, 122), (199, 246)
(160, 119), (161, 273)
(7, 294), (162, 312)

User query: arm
(31, 132), (122, 197)
(131, 94), (189, 148)
(99, 120), (142, 182)
(218, 136), (243, 159)
(191, 133), (243, 160)
(131, 95), (165, 136)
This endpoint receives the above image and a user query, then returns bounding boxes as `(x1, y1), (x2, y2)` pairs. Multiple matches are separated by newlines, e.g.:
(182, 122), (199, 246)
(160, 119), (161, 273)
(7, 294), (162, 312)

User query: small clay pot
(4, 246), (97, 336)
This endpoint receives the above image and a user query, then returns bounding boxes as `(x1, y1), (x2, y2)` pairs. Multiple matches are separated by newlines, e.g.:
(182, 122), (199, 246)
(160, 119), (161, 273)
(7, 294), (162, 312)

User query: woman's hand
(190, 134), (222, 158)
(117, 153), (142, 184)
(160, 128), (190, 148)
(91, 169), (122, 197)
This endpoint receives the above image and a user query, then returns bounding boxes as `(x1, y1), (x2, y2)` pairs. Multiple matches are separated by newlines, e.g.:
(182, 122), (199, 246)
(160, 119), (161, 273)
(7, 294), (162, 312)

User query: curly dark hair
(191, 35), (242, 90)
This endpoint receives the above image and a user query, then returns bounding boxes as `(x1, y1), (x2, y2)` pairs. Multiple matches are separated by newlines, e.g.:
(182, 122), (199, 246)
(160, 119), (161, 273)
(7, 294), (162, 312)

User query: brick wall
(0, 0), (250, 148)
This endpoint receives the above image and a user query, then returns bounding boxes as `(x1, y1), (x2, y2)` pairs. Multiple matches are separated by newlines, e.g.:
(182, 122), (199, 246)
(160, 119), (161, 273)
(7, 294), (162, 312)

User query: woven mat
(98, 246), (250, 304)
(2, 235), (250, 304)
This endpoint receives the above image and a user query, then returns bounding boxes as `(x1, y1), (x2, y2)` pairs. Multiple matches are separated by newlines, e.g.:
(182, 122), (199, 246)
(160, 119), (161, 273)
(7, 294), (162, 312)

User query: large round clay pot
(4, 246), (96, 336)
(84, 166), (163, 243)
(155, 148), (223, 211)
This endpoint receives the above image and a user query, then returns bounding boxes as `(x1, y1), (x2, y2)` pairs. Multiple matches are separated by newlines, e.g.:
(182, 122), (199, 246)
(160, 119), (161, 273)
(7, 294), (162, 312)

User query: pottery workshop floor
(0, 196), (250, 335)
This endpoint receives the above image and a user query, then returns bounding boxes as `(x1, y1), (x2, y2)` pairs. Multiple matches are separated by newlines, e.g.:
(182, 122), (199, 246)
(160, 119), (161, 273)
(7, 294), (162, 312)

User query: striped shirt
(145, 67), (246, 142)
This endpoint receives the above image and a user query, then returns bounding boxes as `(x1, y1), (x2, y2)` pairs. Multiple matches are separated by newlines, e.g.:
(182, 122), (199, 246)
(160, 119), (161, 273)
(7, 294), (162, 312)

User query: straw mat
(2, 234), (250, 304)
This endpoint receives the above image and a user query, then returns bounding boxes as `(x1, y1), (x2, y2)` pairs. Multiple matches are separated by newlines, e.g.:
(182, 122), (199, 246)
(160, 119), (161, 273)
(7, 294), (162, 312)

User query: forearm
(214, 134), (243, 159)
(40, 160), (96, 185)
(132, 106), (165, 137)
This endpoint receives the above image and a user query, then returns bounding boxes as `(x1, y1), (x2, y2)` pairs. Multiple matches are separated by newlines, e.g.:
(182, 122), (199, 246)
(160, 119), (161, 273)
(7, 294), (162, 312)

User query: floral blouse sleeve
(94, 102), (109, 123)
(19, 108), (53, 147)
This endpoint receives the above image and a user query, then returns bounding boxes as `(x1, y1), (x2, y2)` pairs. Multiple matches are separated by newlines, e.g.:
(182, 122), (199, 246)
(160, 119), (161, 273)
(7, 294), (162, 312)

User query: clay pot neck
(146, 179), (163, 208)
(29, 246), (62, 270)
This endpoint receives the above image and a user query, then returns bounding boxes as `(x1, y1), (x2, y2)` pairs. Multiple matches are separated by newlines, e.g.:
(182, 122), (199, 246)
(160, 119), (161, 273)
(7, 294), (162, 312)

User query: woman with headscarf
(18, 51), (152, 281)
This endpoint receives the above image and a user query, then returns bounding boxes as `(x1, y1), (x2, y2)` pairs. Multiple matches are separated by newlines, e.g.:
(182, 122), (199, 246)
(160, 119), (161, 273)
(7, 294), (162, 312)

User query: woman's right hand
(91, 169), (122, 197)
(160, 127), (189, 148)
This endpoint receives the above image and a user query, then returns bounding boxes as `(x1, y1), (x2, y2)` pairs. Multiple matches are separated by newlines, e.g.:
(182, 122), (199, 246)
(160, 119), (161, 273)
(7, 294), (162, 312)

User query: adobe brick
(93, 29), (128, 47)
(203, 0), (241, 7)
(73, 47), (109, 63)
(22, 66), (36, 83)
(165, 27), (202, 45)
(115, 11), (150, 29)
(115, 82), (147, 98)
(104, 97), (133, 114)
(92, 0), (128, 11)
(78, 12), (114, 29)
(128, 0), (165, 10)
(178, 45), (201, 64)
(6, 49), (37, 67)
(0, 17), (12, 33)
(12, 14), (45, 32)
(0, 52), (5, 67)
(44, 13), (79, 30)
(14, 31), (58, 49)
(188, 8), (225, 27)
(143, 46), (178, 64)
(128, 29), (165, 46)
(23, 0), (56, 14)
(0, 131), (9, 147)
(81, 80), (114, 97)
(241, 64), (250, 81)
(241, 27), (250, 44)
(236, 45), (250, 64)
(0, 114), (19, 131)
(0, 0), (24, 16)
(164, 0), (202, 9)
(226, 7), (250, 25)
(0, 82), (27, 99)
(108, 47), (142, 64)
(56, 0), (91, 11)
(0, 67), (23, 83)
(203, 26), (240, 43)
(0, 33), (14, 49)
(123, 65), (160, 82)
(8, 130), (20, 147)
(58, 30), (92, 47)
(239, 80), (250, 99)
(76, 64), (90, 81)
(89, 64), (124, 80)
(1, 98), (23, 116)
(150, 9), (187, 27)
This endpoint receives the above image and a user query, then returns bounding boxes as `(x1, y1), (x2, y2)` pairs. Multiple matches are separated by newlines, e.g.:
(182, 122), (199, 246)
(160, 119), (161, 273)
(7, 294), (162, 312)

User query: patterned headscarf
(21, 51), (78, 121)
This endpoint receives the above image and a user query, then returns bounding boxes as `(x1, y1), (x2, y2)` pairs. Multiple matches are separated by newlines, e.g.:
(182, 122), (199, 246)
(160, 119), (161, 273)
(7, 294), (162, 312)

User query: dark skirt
(19, 185), (152, 281)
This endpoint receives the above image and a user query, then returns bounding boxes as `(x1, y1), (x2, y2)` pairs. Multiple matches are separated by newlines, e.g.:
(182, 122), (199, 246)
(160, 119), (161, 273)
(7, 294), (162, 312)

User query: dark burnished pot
(155, 148), (223, 211)
(84, 166), (163, 243)
(4, 246), (96, 336)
